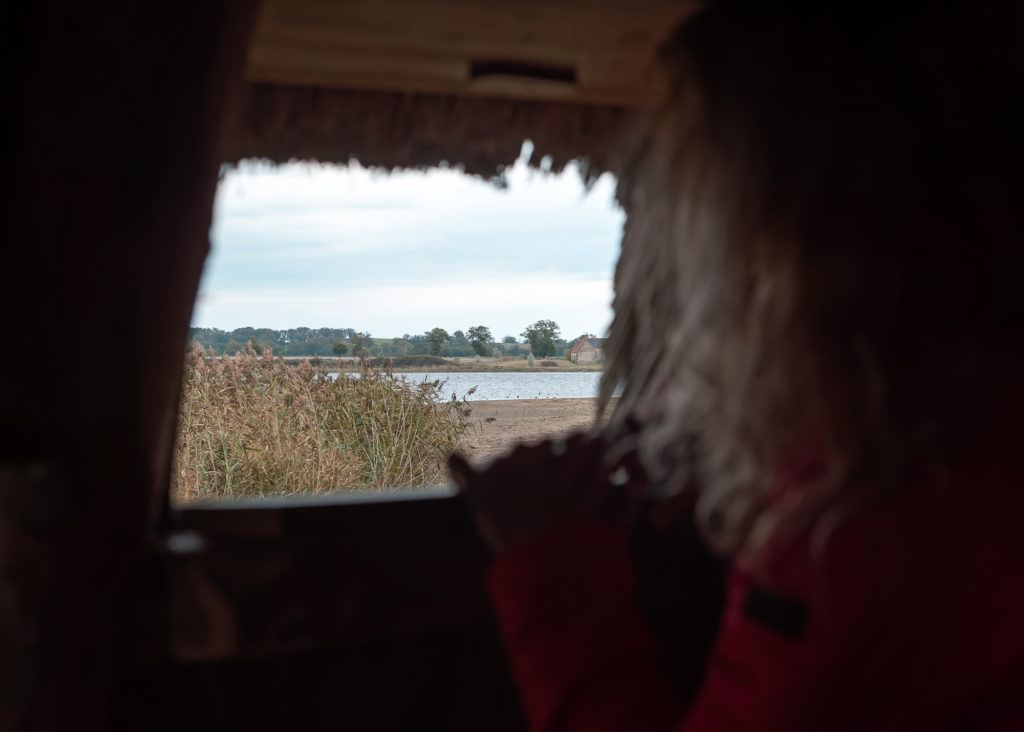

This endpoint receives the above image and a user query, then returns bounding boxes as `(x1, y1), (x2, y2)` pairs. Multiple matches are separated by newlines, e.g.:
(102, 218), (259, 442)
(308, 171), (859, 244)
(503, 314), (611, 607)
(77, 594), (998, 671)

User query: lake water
(340, 371), (610, 401)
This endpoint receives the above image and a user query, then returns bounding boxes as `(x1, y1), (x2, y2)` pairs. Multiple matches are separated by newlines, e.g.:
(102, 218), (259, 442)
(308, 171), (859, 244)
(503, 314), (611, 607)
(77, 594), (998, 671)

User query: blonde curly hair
(602, 3), (1024, 553)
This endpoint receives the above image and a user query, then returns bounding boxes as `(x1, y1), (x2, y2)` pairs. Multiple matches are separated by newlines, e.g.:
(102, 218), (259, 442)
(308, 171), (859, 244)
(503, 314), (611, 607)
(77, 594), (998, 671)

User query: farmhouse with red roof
(569, 337), (606, 364)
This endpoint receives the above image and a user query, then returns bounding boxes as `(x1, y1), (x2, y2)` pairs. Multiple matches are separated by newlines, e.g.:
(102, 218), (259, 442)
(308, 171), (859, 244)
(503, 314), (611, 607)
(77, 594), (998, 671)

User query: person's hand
(448, 431), (646, 554)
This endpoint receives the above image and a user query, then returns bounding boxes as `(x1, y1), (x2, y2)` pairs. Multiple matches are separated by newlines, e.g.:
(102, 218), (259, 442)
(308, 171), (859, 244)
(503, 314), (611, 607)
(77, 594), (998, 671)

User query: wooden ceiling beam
(246, 0), (699, 106)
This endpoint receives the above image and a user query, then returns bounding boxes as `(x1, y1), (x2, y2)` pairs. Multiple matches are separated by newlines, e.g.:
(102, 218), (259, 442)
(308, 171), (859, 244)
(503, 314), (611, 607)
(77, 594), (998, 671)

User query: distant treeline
(187, 326), (587, 359)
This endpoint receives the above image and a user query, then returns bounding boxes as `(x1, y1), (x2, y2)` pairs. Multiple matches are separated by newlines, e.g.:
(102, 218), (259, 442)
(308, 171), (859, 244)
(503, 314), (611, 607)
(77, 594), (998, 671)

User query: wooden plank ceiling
(247, 0), (699, 107)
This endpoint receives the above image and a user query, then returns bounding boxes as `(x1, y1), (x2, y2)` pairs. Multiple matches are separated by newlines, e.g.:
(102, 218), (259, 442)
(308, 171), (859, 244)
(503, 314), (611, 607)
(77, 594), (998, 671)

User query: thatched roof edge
(220, 83), (641, 182)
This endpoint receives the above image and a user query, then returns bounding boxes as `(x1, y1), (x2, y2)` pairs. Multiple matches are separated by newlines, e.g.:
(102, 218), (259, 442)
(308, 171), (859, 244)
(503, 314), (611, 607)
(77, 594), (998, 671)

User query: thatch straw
(221, 83), (639, 181)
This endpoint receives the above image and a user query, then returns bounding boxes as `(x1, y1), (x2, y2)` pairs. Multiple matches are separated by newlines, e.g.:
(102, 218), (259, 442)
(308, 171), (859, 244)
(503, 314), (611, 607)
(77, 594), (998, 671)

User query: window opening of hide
(173, 142), (624, 505)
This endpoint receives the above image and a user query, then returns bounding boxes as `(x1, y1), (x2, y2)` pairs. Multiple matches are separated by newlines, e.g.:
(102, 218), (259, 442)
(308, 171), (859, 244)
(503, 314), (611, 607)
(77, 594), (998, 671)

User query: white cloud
(194, 150), (624, 338)
(196, 273), (613, 339)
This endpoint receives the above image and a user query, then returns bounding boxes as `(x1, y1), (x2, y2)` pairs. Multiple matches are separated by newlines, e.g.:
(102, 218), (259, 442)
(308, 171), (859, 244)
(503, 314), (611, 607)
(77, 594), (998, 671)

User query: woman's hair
(602, 3), (1024, 553)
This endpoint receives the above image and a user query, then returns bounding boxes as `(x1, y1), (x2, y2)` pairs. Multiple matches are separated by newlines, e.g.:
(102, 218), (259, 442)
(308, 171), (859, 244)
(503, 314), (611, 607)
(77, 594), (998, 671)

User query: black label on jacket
(742, 584), (809, 639)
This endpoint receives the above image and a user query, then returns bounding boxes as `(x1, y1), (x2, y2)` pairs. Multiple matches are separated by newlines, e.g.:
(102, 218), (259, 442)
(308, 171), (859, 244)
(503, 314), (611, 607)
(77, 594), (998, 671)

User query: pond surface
(340, 371), (611, 401)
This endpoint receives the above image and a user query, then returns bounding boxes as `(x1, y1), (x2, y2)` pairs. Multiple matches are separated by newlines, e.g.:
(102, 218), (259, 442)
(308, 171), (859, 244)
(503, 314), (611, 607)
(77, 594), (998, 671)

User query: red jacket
(488, 457), (1024, 731)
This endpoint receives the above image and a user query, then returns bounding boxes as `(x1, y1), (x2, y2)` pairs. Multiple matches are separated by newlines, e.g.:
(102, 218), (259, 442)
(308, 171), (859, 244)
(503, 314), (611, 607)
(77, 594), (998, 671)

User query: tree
(426, 327), (450, 356)
(521, 320), (561, 358)
(254, 328), (280, 346)
(408, 333), (430, 355)
(390, 337), (413, 355)
(501, 335), (517, 344)
(467, 325), (493, 356)
(351, 332), (374, 358)
(452, 329), (470, 346)
(332, 341), (348, 355)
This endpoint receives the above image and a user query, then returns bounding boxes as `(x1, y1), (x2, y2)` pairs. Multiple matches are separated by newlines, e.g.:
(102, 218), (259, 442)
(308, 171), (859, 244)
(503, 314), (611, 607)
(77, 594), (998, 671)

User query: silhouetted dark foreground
(2, 2), (1021, 731)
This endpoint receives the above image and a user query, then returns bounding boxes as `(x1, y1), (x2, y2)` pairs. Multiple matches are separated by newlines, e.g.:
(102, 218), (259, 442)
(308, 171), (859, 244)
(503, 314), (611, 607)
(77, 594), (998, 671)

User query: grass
(172, 342), (471, 503)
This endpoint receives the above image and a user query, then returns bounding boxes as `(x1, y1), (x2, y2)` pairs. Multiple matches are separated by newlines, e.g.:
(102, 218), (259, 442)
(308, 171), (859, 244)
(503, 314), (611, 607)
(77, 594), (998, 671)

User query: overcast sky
(192, 145), (624, 341)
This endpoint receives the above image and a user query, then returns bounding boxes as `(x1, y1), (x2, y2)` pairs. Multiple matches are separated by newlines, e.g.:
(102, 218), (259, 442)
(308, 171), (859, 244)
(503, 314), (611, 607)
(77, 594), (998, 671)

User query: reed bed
(172, 342), (470, 503)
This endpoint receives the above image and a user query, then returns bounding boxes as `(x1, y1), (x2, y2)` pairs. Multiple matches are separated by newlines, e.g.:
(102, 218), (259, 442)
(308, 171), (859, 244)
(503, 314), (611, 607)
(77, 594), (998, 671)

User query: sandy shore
(457, 397), (616, 464)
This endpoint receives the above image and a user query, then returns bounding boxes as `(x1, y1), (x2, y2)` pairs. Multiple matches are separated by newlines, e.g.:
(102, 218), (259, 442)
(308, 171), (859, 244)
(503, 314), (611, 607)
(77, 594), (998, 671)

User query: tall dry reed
(172, 342), (470, 502)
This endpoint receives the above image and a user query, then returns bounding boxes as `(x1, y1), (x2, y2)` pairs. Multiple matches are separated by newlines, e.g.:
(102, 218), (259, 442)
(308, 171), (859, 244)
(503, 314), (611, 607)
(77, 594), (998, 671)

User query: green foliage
(190, 326), (357, 358)
(408, 334), (431, 355)
(467, 325), (493, 356)
(496, 341), (526, 357)
(427, 327), (450, 356)
(351, 332), (374, 358)
(390, 337), (413, 355)
(188, 323), (595, 362)
(521, 319), (561, 358)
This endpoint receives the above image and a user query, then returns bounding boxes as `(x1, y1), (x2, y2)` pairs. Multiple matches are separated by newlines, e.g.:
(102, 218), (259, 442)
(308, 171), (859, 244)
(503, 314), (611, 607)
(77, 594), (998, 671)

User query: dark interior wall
(0, 3), (254, 728)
